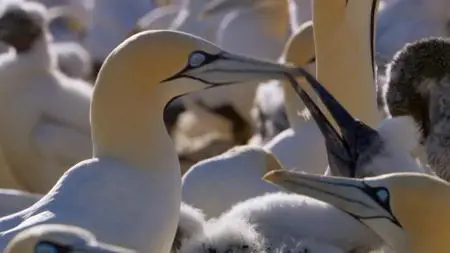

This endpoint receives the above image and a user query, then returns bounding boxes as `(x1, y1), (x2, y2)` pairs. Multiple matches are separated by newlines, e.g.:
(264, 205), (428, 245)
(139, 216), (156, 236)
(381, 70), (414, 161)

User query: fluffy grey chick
(384, 37), (450, 180)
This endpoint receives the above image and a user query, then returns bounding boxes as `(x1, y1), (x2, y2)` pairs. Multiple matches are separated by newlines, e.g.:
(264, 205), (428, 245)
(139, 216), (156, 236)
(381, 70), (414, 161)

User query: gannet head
(384, 37), (450, 181)
(96, 30), (302, 100)
(0, 0), (47, 52)
(265, 170), (450, 253)
(284, 21), (315, 70)
(5, 224), (135, 253)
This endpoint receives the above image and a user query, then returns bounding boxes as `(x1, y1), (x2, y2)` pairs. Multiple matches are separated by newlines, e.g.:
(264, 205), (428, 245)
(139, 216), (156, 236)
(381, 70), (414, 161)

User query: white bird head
(5, 224), (136, 253)
(0, 0), (46, 52)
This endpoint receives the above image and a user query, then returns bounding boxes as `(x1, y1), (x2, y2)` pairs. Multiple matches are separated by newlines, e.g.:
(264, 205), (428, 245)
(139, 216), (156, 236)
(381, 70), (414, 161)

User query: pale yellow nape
(313, 0), (381, 127)
(385, 173), (450, 253)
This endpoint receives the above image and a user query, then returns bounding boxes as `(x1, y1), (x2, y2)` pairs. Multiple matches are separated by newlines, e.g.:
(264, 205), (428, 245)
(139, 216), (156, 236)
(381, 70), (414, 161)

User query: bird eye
(376, 188), (389, 202)
(35, 242), (59, 253)
(188, 51), (207, 68)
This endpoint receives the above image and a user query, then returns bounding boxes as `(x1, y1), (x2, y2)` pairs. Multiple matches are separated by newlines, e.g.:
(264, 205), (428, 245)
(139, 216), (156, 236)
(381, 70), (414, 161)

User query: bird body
(0, 1), (93, 192)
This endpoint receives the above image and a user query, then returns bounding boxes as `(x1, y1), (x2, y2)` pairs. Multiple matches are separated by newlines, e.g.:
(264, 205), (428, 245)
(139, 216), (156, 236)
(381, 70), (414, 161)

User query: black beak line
(285, 69), (381, 177)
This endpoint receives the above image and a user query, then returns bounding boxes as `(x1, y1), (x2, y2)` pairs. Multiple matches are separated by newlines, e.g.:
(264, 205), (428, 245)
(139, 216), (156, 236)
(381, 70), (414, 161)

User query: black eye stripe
(160, 50), (223, 83)
(186, 50), (222, 69)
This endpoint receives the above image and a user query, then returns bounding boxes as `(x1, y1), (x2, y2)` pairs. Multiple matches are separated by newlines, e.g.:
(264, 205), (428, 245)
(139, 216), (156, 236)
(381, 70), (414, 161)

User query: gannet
(182, 192), (385, 252)
(265, 171), (450, 253)
(0, 30), (306, 252)
(314, 0), (381, 128)
(182, 145), (281, 218)
(383, 37), (450, 181)
(284, 62), (424, 177)
(5, 224), (135, 252)
(376, 0), (450, 65)
(0, 0), (93, 193)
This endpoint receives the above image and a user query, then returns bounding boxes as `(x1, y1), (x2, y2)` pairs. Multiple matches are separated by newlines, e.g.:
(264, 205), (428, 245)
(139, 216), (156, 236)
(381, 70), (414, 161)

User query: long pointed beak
(285, 70), (381, 177)
(263, 170), (400, 226)
(164, 51), (305, 85)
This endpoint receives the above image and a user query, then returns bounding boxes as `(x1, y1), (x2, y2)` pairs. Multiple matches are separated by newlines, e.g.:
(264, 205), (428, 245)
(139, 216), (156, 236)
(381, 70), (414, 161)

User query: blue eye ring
(376, 188), (389, 202)
(188, 51), (207, 68)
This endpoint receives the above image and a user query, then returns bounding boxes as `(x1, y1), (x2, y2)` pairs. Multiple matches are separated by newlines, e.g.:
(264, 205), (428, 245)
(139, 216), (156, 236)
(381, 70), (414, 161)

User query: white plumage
(0, 0), (92, 193)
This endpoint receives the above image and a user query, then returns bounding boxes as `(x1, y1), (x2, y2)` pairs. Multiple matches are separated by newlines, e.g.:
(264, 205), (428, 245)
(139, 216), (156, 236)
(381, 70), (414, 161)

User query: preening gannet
(265, 171), (450, 253)
(0, 30), (306, 252)
(5, 224), (135, 252)
(285, 63), (424, 177)
(182, 145), (281, 218)
(314, 0), (381, 128)
(0, 0), (93, 193)
(384, 37), (450, 180)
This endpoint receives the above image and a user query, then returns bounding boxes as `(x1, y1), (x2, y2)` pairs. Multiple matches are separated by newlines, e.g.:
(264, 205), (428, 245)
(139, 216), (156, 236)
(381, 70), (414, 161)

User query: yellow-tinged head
(284, 21), (315, 67)
(5, 224), (135, 253)
(264, 170), (450, 253)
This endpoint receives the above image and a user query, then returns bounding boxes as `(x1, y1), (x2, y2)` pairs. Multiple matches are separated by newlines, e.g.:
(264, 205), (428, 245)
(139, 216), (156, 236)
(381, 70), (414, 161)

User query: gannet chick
(0, 30), (305, 252)
(180, 218), (266, 253)
(384, 37), (450, 180)
(265, 171), (450, 253)
(5, 224), (135, 252)
(0, 0), (93, 193)
(182, 145), (281, 218)
(172, 203), (206, 252)
(184, 192), (384, 253)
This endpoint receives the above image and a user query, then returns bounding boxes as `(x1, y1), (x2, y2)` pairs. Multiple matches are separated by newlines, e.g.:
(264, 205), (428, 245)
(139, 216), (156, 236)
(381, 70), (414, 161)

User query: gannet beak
(264, 170), (401, 227)
(284, 70), (381, 177)
(163, 51), (304, 85)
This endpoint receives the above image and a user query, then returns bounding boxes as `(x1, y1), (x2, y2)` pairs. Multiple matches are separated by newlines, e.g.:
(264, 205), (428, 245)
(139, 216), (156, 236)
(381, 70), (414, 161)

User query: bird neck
(313, 0), (381, 128)
(392, 184), (450, 253)
(90, 66), (180, 172)
(406, 197), (450, 253)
